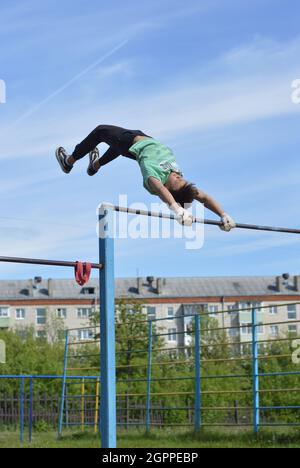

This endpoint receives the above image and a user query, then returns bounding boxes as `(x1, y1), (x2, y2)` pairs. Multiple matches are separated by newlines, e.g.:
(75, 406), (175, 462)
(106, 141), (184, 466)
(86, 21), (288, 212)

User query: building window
(81, 287), (95, 295)
(288, 325), (297, 336)
(227, 305), (238, 314)
(77, 308), (92, 319)
(167, 307), (174, 319)
(270, 325), (279, 337)
(241, 323), (252, 335)
(257, 323), (264, 335)
(287, 305), (297, 320)
(56, 308), (67, 319)
(241, 322), (263, 335)
(36, 308), (46, 325)
(208, 305), (218, 317)
(78, 329), (94, 341)
(0, 308), (9, 318)
(229, 328), (238, 337)
(146, 306), (156, 320)
(16, 309), (26, 320)
(241, 344), (251, 355)
(269, 306), (278, 315)
(168, 328), (177, 342)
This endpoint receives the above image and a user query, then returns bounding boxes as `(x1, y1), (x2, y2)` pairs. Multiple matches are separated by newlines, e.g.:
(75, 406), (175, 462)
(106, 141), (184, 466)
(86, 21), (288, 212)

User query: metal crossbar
(112, 204), (300, 235)
(0, 255), (102, 269)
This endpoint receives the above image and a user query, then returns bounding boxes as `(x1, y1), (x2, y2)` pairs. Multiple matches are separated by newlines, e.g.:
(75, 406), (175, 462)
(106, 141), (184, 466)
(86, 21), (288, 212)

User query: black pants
(72, 125), (151, 166)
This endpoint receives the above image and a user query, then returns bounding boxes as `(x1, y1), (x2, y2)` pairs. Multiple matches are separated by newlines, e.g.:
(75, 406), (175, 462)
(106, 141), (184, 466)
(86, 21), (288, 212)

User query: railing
(1, 301), (300, 442)
(64, 301), (300, 432)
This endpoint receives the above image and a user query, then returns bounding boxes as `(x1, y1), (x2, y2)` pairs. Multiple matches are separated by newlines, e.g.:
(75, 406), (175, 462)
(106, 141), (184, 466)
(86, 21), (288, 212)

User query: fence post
(99, 204), (116, 448)
(252, 307), (260, 434)
(194, 314), (201, 432)
(58, 329), (69, 437)
(94, 379), (100, 433)
(29, 377), (33, 442)
(146, 320), (153, 433)
(81, 378), (85, 432)
(19, 377), (25, 444)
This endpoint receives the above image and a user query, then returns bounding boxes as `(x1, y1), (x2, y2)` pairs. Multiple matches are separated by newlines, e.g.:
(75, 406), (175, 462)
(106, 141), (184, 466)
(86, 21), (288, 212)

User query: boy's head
(165, 172), (198, 207)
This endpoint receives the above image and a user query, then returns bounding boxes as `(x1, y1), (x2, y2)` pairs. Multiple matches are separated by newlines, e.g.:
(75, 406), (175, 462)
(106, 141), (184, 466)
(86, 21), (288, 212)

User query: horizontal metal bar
(117, 406), (193, 411)
(65, 395), (100, 399)
(113, 205), (300, 235)
(67, 367), (99, 371)
(262, 319), (300, 327)
(116, 423), (194, 427)
(117, 360), (189, 369)
(118, 376), (194, 384)
(0, 375), (98, 380)
(63, 422), (96, 427)
(260, 406), (300, 410)
(117, 406), (251, 411)
(117, 389), (252, 397)
(260, 423), (300, 427)
(259, 388), (300, 393)
(116, 335), (299, 354)
(68, 340), (100, 346)
(0, 255), (102, 269)
(68, 326), (100, 332)
(201, 353), (293, 363)
(119, 387), (300, 397)
(117, 374), (249, 384)
(69, 354), (100, 359)
(259, 371), (300, 377)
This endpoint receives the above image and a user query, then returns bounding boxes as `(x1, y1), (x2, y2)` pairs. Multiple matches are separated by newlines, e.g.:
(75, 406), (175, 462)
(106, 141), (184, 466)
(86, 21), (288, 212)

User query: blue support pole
(58, 329), (69, 437)
(20, 377), (25, 444)
(194, 314), (201, 432)
(252, 307), (260, 434)
(98, 204), (116, 449)
(29, 377), (33, 443)
(146, 320), (153, 433)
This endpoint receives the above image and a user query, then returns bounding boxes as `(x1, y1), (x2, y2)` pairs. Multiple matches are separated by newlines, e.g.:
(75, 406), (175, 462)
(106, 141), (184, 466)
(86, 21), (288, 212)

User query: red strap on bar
(75, 262), (92, 286)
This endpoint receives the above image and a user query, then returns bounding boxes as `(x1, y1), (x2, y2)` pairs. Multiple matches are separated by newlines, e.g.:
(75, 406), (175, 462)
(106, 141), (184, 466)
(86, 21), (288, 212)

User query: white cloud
(2, 34), (300, 163)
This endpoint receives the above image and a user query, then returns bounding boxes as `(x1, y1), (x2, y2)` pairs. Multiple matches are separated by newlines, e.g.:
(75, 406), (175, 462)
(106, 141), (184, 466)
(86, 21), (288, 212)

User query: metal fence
(1, 301), (300, 443)
(111, 302), (300, 432)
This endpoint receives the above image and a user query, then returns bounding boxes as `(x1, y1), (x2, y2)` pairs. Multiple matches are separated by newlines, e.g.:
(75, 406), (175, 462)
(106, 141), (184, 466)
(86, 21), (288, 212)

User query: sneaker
(87, 148), (100, 176)
(55, 147), (73, 174)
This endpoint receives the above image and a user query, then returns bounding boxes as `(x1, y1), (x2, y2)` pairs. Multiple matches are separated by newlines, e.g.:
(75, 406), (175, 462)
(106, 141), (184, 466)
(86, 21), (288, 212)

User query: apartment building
(0, 274), (299, 346)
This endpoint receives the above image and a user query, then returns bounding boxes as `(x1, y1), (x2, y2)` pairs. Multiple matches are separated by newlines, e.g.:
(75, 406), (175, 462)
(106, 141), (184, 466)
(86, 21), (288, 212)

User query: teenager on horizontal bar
(56, 125), (235, 230)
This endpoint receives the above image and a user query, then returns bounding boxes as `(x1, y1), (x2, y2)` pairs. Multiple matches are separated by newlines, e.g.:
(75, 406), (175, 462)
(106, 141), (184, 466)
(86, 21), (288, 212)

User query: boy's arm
(195, 189), (225, 217)
(148, 177), (194, 226)
(195, 188), (236, 231)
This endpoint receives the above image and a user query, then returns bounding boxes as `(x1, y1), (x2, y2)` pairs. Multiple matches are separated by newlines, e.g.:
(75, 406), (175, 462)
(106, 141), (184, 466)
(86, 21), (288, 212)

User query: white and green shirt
(129, 138), (182, 194)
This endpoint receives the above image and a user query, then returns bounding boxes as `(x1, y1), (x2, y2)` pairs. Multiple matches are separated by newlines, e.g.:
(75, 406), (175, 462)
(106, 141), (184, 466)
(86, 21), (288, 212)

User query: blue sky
(0, 0), (300, 280)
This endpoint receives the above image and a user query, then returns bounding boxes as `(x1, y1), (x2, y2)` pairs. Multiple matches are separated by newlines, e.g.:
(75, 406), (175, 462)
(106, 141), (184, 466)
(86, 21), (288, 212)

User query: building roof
(0, 276), (298, 301)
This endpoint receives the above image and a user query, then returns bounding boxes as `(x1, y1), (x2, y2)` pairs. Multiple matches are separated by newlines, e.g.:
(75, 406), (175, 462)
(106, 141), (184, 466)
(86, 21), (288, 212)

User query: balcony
(0, 318), (9, 329)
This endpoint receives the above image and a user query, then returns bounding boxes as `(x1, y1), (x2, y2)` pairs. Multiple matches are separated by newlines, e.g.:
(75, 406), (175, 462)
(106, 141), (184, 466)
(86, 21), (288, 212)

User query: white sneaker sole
(56, 147), (71, 174)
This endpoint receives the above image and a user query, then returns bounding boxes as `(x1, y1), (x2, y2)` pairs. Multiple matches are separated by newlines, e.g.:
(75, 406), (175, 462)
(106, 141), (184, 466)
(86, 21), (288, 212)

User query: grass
(0, 428), (300, 448)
